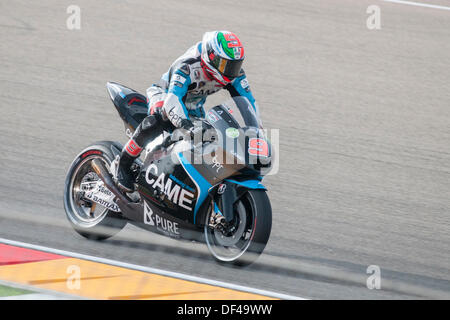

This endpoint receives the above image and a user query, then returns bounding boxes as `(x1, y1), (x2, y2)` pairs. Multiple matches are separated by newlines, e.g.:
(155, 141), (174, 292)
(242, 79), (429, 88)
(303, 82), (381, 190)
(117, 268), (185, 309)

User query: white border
(382, 0), (450, 11)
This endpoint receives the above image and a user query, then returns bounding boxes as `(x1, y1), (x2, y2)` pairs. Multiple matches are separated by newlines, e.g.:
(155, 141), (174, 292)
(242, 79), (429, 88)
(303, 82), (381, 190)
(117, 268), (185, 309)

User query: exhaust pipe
(91, 158), (130, 206)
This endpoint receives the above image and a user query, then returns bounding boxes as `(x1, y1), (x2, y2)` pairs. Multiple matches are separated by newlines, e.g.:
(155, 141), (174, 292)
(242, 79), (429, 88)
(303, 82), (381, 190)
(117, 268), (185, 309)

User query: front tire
(204, 189), (272, 266)
(63, 141), (127, 240)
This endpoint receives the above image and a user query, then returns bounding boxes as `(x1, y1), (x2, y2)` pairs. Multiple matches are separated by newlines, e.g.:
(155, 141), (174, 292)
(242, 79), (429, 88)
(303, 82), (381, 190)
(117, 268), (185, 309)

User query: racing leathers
(116, 41), (260, 192)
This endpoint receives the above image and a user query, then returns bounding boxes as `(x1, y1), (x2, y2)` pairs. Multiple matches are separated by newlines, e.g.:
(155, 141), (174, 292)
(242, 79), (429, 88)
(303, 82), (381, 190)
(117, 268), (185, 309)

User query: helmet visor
(210, 55), (243, 79)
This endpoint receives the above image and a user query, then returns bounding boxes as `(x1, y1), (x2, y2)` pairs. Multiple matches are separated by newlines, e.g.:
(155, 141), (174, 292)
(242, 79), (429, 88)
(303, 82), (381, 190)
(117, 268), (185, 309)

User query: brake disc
(213, 202), (247, 247)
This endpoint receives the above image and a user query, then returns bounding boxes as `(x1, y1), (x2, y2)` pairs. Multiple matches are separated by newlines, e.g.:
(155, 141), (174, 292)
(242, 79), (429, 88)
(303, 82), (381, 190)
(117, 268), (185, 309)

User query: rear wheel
(63, 141), (127, 240)
(204, 189), (272, 266)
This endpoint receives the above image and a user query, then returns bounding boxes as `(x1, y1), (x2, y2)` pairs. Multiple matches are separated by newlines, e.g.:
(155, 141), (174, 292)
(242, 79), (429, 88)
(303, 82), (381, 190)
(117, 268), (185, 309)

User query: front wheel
(204, 189), (272, 266)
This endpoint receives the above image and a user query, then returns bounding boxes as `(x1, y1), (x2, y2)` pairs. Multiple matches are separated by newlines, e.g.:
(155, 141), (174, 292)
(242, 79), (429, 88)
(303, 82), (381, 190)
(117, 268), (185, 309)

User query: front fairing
(205, 96), (273, 176)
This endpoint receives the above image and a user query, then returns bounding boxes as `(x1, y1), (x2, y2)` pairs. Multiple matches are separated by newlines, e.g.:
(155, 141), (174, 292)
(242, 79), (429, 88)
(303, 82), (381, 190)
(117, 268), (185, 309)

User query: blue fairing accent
(169, 174), (195, 193)
(224, 179), (267, 190)
(231, 75), (257, 112)
(178, 152), (212, 223)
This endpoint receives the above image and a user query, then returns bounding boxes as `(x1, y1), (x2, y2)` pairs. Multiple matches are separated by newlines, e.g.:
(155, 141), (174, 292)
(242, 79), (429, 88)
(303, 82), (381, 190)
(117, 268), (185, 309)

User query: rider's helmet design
(201, 31), (245, 85)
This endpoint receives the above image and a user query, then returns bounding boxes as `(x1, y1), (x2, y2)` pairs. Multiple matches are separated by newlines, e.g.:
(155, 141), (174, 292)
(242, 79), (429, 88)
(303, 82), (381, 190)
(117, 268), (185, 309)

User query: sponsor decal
(145, 164), (195, 211)
(87, 196), (119, 211)
(207, 111), (219, 124)
(81, 150), (102, 158)
(173, 73), (186, 84)
(217, 183), (226, 194)
(225, 127), (240, 139)
(233, 46), (244, 59)
(240, 78), (249, 92)
(211, 156), (223, 173)
(223, 104), (234, 114)
(191, 87), (215, 96)
(168, 107), (183, 127)
(97, 185), (113, 196)
(125, 139), (142, 157)
(84, 183), (120, 212)
(144, 201), (179, 236)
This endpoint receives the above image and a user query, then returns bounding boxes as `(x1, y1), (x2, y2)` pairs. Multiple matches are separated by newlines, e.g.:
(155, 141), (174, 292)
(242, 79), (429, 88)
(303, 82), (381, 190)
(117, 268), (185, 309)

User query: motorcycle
(63, 82), (273, 266)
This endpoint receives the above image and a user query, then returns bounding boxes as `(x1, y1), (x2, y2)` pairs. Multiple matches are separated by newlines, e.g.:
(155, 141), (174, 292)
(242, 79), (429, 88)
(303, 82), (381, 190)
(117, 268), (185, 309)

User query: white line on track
(0, 237), (307, 300)
(382, 0), (450, 11)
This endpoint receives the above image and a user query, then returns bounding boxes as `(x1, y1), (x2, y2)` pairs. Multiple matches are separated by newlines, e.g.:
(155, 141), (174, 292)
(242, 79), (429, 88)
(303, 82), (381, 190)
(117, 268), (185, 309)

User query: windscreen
(207, 96), (261, 129)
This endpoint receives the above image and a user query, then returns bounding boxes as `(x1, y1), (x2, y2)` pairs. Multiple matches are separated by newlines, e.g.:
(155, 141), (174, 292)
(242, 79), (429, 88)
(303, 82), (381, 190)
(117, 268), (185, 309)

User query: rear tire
(204, 189), (272, 266)
(63, 141), (127, 240)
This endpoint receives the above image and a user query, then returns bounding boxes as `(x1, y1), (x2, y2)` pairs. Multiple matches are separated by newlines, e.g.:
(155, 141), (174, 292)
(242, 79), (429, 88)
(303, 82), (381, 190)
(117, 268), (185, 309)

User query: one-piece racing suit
(116, 41), (260, 192)
(146, 41), (260, 128)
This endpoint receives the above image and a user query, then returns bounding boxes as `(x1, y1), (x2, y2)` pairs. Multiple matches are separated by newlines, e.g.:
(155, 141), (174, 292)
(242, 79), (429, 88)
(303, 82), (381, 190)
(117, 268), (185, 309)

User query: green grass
(0, 284), (33, 297)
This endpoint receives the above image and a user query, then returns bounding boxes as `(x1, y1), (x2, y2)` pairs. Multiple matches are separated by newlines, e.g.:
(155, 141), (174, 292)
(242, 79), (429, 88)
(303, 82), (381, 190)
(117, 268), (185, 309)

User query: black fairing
(136, 148), (199, 224)
(102, 90), (269, 241)
(207, 104), (272, 176)
(106, 82), (148, 131)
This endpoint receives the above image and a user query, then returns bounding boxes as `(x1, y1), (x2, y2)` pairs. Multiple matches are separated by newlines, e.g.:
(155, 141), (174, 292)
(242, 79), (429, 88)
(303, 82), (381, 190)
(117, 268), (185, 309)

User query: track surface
(0, 0), (449, 299)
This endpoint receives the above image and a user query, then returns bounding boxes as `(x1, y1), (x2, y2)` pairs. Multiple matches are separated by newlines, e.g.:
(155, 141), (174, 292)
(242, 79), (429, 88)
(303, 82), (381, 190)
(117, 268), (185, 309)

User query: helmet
(201, 31), (245, 85)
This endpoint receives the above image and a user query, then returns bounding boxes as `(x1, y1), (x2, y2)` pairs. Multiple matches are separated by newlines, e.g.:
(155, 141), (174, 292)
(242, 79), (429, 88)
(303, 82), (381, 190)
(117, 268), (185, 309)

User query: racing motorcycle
(63, 82), (273, 266)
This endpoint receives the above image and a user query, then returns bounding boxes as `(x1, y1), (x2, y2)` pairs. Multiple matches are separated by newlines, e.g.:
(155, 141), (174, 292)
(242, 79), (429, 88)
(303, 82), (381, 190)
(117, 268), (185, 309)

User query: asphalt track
(0, 0), (449, 299)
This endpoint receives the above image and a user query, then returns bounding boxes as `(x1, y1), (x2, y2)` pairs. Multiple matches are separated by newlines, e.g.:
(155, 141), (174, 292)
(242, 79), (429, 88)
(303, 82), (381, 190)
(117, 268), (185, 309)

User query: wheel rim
(204, 194), (256, 262)
(67, 155), (111, 228)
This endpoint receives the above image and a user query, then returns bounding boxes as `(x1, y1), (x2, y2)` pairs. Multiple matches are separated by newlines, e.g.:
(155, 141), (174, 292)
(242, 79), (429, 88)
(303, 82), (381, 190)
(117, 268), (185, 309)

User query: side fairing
(137, 148), (198, 224)
(136, 138), (244, 226)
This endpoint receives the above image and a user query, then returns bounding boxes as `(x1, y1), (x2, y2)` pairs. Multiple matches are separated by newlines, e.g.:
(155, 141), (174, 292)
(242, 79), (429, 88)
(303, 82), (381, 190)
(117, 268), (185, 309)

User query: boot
(116, 115), (163, 192)
(116, 138), (142, 192)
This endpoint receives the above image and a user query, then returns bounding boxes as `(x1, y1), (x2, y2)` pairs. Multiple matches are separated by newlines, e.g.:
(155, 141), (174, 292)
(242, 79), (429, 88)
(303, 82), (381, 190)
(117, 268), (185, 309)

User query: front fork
(208, 181), (239, 235)
(213, 180), (237, 223)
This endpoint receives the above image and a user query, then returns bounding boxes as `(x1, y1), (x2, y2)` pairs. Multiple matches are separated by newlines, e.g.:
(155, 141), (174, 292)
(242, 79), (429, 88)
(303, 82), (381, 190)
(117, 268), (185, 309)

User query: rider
(116, 30), (261, 192)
